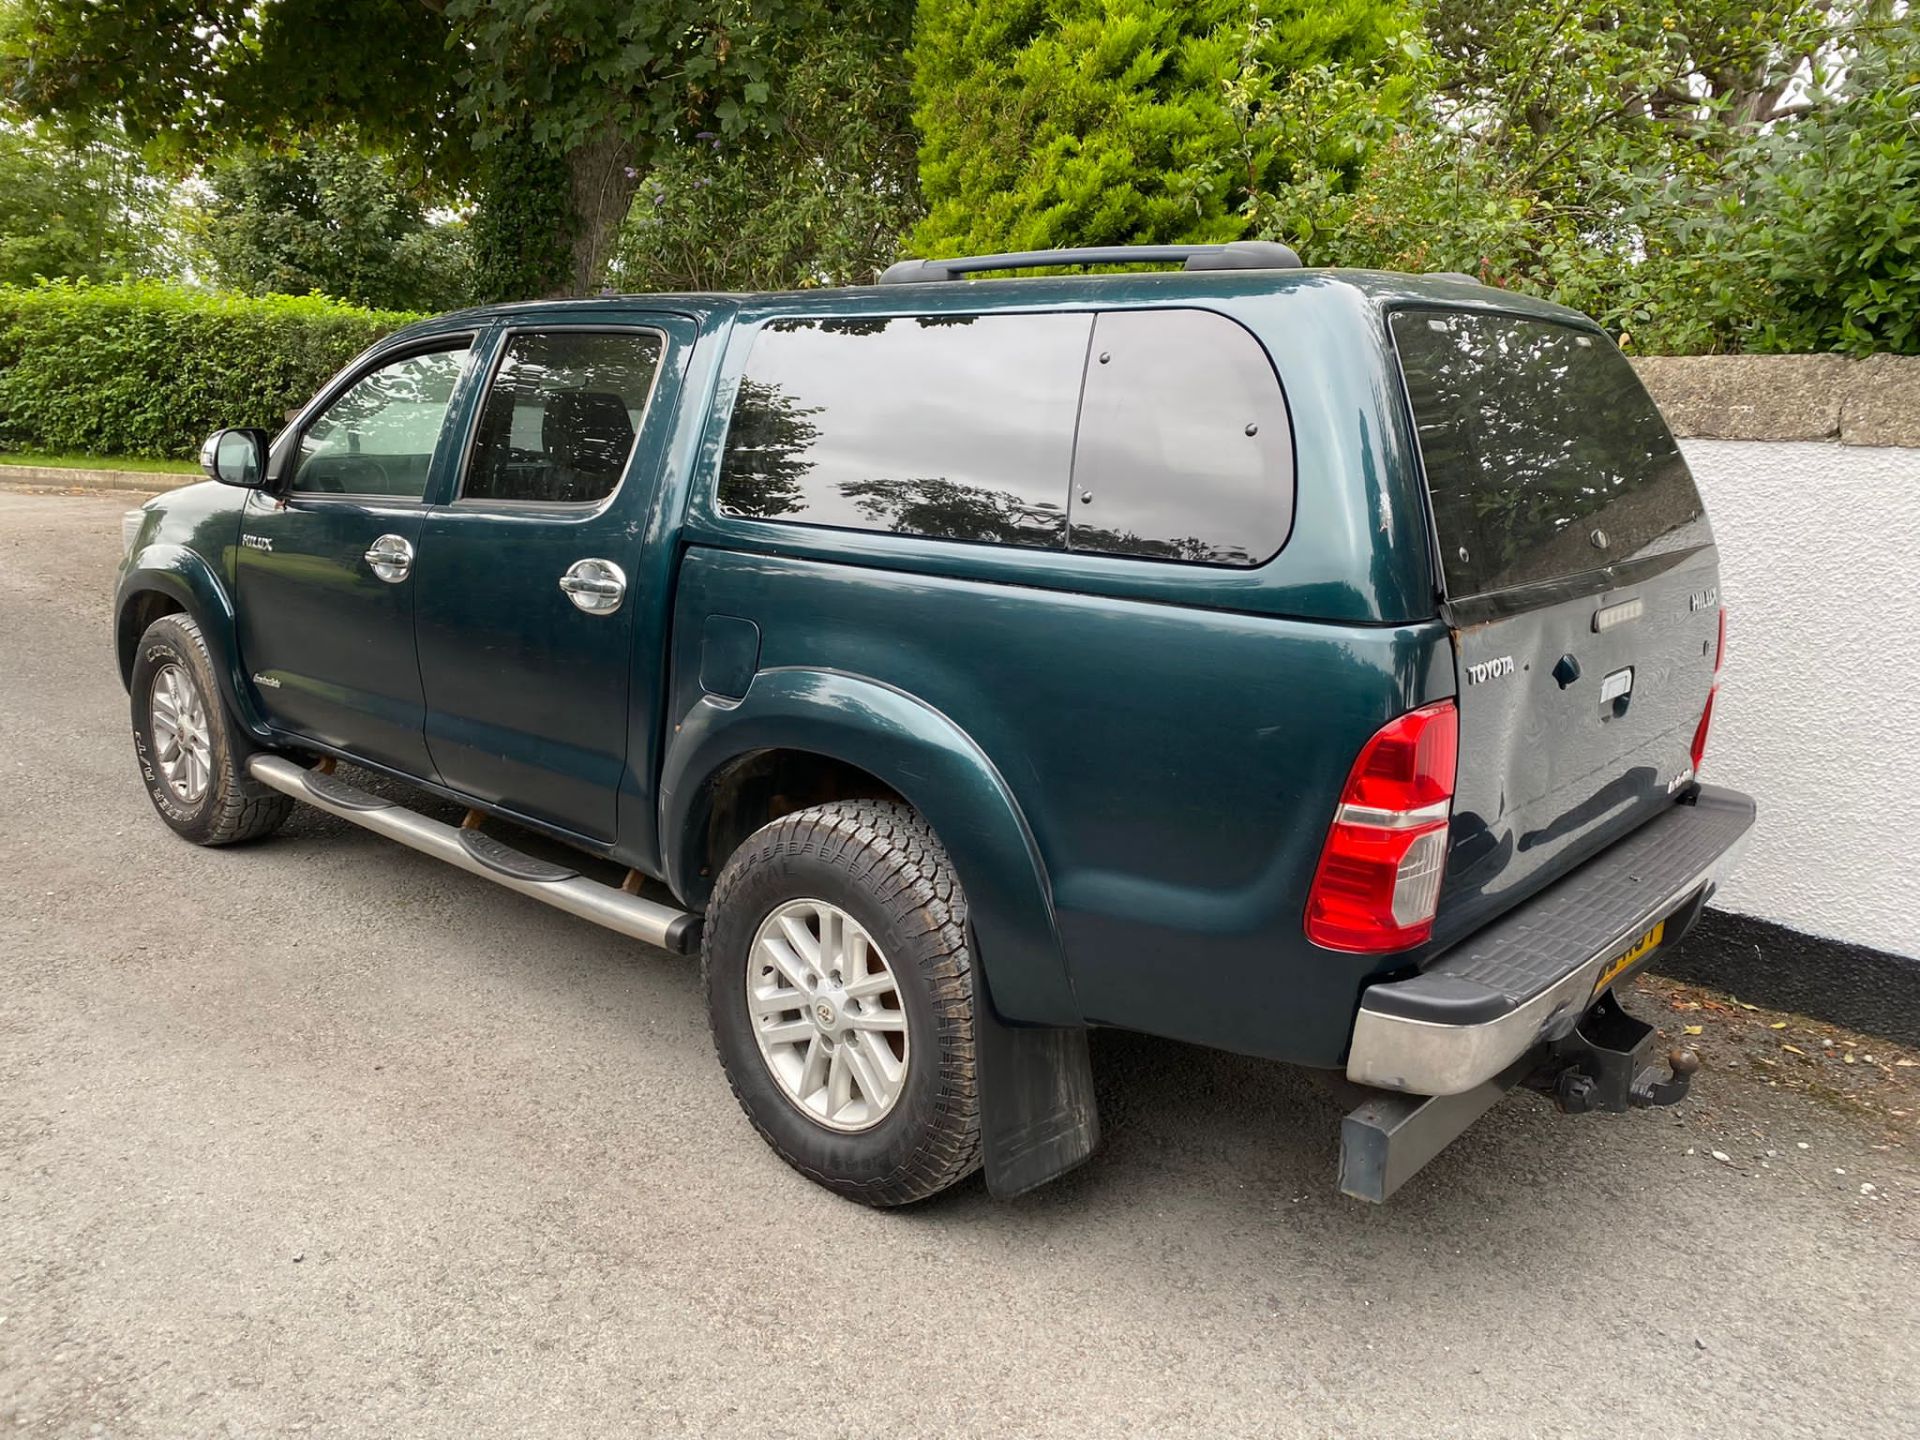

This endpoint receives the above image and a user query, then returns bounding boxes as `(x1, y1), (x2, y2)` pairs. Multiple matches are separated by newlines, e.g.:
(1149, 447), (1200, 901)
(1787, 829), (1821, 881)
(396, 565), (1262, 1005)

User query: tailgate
(1391, 308), (1722, 945)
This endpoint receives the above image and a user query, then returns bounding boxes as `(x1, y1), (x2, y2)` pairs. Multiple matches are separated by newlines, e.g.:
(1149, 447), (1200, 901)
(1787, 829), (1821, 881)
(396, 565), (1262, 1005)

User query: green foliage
(0, 1), (455, 170)
(443, 1), (784, 160)
(1242, 0), (1920, 356)
(0, 122), (173, 285)
(0, 281), (418, 457)
(3, 2), (823, 294)
(195, 139), (474, 313)
(910, 0), (1413, 257)
(469, 126), (576, 303)
(1735, 18), (1920, 356)
(608, 4), (922, 291)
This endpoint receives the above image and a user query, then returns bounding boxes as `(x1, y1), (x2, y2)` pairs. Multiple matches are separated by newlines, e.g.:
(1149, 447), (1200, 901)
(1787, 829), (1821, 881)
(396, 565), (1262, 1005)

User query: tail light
(1691, 605), (1725, 775)
(1305, 701), (1458, 953)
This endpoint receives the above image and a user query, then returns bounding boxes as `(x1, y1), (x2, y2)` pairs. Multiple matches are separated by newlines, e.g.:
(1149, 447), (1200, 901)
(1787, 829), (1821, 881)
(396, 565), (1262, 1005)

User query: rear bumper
(1346, 785), (1756, 1096)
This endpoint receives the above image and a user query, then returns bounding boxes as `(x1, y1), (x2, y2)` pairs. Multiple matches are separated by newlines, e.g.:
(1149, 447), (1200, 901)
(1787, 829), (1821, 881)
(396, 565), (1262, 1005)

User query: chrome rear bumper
(1346, 786), (1756, 1097)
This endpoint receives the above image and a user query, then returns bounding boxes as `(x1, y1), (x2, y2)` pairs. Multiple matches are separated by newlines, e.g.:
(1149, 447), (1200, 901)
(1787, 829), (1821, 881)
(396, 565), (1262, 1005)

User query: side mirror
(199, 428), (269, 488)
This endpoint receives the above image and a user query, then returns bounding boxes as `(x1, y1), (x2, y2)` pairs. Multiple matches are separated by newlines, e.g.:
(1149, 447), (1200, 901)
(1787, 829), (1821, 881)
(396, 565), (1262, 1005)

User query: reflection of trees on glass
(716, 311), (1085, 543)
(495, 333), (660, 412)
(297, 347), (468, 495)
(1395, 313), (1702, 595)
(717, 378), (823, 518)
(839, 477), (1063, 547)
(314, 349), (467, 443)
(1071, 527), (1250, 564)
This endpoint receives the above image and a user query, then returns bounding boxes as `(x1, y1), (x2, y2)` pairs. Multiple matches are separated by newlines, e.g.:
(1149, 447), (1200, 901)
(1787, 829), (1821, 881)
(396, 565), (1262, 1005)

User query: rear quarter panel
(667, 547), (1454, 1065)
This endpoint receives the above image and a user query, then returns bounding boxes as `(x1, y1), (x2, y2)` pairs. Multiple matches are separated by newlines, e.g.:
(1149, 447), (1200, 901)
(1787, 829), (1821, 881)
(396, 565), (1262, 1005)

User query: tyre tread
(704, 799), (982, 1206)
(134, 613), (292, 846)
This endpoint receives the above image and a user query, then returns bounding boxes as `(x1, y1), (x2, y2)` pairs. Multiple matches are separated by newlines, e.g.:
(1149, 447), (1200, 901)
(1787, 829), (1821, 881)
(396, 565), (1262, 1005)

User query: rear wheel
(702, 800), (983, 1206)
(129, 614), (292, 846)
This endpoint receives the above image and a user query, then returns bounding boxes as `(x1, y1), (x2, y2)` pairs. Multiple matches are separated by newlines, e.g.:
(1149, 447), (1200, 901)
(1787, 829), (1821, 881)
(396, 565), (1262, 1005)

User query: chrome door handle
(364, 533), (414, 584)
(558, 557), (627, 615)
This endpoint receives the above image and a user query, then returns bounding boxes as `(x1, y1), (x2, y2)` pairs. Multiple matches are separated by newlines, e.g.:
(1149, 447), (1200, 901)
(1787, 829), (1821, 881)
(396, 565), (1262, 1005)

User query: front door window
(292, 345), (471, 499)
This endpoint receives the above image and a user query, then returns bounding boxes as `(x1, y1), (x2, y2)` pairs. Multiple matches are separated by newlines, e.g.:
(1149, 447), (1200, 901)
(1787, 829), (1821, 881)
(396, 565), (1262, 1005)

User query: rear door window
(1391, 309), (1704, 597)
(463, 330), (664, 505)
(716, 313), (1089, 548)
(1069, 308), (1293, 565)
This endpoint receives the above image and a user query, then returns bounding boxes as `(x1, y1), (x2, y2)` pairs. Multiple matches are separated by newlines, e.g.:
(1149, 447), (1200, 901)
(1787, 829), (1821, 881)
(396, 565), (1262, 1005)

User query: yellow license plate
(1592, 920), (1665, 998)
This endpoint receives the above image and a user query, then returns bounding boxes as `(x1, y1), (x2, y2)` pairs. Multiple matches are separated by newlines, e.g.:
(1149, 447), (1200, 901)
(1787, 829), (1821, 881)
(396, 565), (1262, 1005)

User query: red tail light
(1692, 605), (1725, 776)
(1306, 701), (1458, 953)
(1690, 687), (1716, 773)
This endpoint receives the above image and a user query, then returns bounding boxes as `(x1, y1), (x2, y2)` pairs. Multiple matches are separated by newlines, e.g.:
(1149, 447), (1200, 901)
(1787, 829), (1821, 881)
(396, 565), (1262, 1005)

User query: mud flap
(975, 967), (1100, 1198)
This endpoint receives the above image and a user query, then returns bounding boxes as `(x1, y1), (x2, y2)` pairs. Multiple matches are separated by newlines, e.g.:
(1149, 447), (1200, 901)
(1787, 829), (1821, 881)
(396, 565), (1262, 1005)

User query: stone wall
(1632, 352), (1920, 447)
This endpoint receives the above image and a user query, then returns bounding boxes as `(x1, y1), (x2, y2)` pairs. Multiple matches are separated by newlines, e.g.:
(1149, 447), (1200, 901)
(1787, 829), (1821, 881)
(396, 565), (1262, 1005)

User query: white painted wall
(1684, 439), (1920, 958)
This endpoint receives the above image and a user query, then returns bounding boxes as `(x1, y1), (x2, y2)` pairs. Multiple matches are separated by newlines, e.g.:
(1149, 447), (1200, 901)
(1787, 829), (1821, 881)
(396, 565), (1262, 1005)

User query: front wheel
(702, 800), (983, 1206)
(129, 613), (292, 846)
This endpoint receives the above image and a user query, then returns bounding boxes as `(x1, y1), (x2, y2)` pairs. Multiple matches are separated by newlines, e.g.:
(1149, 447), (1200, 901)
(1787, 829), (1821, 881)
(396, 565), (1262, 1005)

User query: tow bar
(1537, 988), (1701, 1114)
(1336, 990), (1700, 1202)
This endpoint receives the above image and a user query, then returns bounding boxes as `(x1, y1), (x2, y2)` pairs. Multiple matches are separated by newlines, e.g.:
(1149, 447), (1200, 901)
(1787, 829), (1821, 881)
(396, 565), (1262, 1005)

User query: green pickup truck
(115, 243), (1754, 1206)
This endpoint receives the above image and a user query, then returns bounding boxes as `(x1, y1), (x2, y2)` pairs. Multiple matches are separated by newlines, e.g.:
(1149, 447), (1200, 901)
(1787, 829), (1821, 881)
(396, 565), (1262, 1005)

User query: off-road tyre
(129, 613), (292, 846)
(703, 800), (983, 1206)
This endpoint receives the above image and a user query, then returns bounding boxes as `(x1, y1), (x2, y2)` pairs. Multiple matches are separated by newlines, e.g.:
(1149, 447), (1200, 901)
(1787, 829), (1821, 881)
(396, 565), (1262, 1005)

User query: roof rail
(1426, 271), (1482, 285)
(878, 241), (1303, 285)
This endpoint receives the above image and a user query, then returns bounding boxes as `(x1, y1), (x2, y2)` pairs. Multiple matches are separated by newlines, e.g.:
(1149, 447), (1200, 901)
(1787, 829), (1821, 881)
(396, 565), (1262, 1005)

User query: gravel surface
(3, 489), (1916, 1438)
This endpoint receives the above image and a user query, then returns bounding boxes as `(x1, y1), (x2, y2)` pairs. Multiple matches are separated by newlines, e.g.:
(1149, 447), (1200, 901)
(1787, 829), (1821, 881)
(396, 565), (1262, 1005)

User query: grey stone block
(1631, 355), (1849, 441)
(1838, 353), (1920, 448)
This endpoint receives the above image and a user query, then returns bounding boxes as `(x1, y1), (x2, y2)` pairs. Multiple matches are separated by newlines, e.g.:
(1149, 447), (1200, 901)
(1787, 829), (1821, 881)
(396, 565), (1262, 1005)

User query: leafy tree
(194, 138), (473, 312)
(0, 1), (811, 296)
(1733, 14), (1920, 355)
(0, 121), (170, 285)
(1241, 0), (1920, 354)
(608, 5), (921, 291)
(909, 0), (1414, 258)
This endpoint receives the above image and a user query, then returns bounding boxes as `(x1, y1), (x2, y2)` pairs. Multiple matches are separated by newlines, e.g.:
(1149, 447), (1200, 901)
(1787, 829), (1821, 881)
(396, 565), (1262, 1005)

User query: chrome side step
(249, 754), (702, 954)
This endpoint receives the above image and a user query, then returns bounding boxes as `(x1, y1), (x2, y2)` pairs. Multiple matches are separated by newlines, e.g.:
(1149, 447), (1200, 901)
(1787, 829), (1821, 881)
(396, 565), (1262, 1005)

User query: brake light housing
(1305, 701), (1459, 953)
(1692, 605), (1725, 775)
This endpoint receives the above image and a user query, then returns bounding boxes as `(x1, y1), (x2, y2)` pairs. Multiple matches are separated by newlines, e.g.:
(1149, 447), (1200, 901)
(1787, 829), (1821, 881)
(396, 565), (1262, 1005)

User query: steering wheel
(331, 456), (390, 493)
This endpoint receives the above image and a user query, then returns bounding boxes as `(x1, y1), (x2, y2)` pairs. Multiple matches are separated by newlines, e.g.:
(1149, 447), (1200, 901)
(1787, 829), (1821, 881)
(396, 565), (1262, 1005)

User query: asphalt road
(2, 488), (1915, 1439)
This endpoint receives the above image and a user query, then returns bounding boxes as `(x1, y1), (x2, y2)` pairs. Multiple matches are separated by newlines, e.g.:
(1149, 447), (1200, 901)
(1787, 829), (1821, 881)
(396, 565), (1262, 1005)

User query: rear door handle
(364, 533), (414, 583)
(559, 558), (627, 615)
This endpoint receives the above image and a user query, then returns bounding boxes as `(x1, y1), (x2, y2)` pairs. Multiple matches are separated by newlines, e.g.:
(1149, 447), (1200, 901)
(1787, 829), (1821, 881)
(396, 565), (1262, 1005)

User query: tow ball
(1535, 989), (1701, 1115)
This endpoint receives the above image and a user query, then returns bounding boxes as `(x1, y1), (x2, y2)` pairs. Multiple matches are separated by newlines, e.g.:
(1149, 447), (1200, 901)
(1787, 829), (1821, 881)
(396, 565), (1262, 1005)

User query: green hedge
(0, 281), (423, 459)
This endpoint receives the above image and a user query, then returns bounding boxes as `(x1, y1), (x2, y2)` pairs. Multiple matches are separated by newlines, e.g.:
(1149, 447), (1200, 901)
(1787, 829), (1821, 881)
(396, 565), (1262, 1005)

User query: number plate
(1591, 920), (1665, 998)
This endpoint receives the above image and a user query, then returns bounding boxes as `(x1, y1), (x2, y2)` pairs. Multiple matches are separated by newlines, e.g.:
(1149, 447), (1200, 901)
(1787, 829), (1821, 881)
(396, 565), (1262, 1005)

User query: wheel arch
(659, 667), (1079, 1026)
(115, 548), (269, 738)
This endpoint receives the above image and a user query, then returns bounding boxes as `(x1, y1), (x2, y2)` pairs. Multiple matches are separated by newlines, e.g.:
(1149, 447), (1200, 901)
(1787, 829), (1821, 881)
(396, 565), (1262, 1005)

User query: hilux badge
(241, 533), (273, 552)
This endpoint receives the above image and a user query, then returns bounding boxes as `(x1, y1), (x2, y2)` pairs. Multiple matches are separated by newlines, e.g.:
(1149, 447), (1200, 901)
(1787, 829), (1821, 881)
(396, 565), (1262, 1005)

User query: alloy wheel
(745, 898), (911, 1132)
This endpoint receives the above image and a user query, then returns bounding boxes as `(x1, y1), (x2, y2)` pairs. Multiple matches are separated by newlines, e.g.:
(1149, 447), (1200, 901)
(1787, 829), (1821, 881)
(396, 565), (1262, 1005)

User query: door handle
(559, 557), (627, 615)
(364, 533), (414, 584)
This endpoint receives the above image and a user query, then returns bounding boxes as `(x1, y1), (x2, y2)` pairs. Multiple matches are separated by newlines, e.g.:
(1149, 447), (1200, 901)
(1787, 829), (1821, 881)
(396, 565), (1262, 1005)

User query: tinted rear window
(1071, 309), (1293, 565)
(716, 313), (1089, 548)
(1392, 310), (1704, 597)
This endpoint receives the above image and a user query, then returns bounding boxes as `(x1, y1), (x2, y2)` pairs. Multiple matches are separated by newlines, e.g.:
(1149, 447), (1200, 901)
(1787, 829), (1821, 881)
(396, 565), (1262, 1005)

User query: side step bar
(248, 754), (702, 954)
